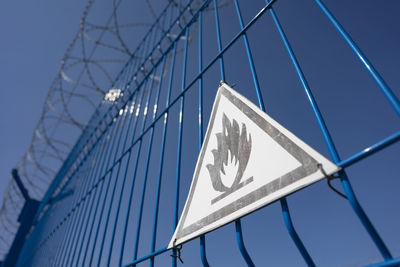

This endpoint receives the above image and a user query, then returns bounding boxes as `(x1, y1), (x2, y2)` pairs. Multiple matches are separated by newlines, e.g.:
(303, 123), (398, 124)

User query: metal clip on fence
(317, 163), (347, 199)
(170, 241), (184, 264)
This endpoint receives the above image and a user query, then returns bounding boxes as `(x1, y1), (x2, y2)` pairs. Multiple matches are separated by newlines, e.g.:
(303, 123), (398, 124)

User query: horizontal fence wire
(14, 0), (399, 266)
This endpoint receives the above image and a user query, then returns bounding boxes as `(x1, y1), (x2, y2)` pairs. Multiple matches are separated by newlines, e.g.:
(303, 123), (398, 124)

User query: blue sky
(0, 0), (400, 266)
(0, 0), (86, 204)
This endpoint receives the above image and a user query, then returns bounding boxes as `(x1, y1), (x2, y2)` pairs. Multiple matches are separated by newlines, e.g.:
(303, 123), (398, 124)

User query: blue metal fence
(15, 0), (399, 266)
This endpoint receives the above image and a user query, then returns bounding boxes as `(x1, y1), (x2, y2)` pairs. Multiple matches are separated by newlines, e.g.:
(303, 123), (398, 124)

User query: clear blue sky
(0, 0), (86, 204)
(0, 0), (399, 266)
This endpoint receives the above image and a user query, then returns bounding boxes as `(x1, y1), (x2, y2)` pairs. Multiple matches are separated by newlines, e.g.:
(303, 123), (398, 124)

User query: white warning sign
(168, 83), (340, 248)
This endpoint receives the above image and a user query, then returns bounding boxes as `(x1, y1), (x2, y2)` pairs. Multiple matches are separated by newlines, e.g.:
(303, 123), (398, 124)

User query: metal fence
(15, 0), (400, 266)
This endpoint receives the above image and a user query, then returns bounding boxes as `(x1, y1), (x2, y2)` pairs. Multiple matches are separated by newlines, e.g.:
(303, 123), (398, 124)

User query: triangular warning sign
(168, 83), (340, 248)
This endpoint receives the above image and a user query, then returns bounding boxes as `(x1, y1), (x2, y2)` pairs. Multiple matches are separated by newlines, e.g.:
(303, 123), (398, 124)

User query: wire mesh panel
(15, 0), (400, 266)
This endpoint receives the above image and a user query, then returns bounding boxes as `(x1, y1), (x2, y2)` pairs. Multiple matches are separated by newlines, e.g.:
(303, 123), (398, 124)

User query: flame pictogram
(207, 113), (252, 203)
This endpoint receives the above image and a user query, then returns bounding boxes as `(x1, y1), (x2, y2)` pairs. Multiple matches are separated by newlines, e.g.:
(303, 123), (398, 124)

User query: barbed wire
(0, 0), (231, 261)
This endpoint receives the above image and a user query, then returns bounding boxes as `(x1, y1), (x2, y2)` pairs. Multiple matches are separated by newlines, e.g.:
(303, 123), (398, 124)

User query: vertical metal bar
(63, 183), (96, 266)
(60, 138), (107, 266)
(198, 4), (204, 153)
(55, 135), (103, 267)
(106, 120), (136, 267)
(106, 58), (166, 267)
(171, 27), (190, 267)
(314, 0), (400, 117)
(213, 0), (254, 265)
(198, 10), (211, 267)
(85, 28), (149, 267)
(57, 159), (97, 267)
(49, 193), (67, 264)
(57, 94), (127, 266)
(61, 161), (103, 266)
(53, 172), (81, 265)
(234, 220), (255, 267)
(133, 74), (165, 265)
(79, 140), (117, 266)
(130, 13), (168, 263)
(64, 122), (117, 267)
(280, 198), (315, 266)
(73, 86), (129, 267)
(117, 83), (152, 266)
(72, 175), (102, 266)
(51, 199), (68, 265)
(131, 71), (159, 262)
(265, 0), (392, 261)
(87, 82), (147, 267)
(96, 57), (150, 265)
(230, 0), (315, 265)
(102, 103), (135, 264)
(213, 0), (226, 81)
(96, 108), (142, 265)
(77, 116), (125, 267)
(149, 43), (178, 267)
(72, 65), (138, 267)
(78, 104), (135, 267)
(117, 131), (143, 266)
(116, 12), (166, 263)
(149, 15), (175, 264)
(340, 171), (393, 260)
(144, 56), (167, 267)
(233, 218), (255, 267)
(232, 0), (265, 111)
